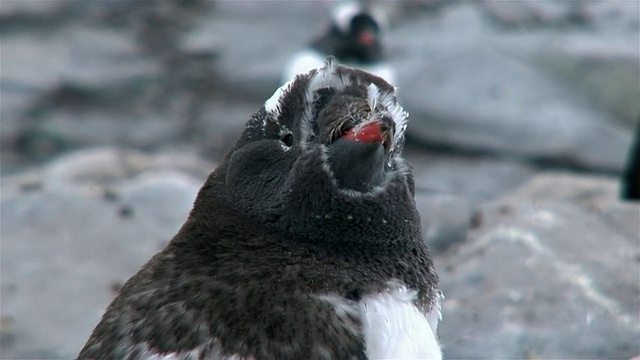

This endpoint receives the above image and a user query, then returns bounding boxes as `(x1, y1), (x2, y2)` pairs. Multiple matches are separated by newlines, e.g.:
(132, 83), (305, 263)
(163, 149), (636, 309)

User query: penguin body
(282, 3), (395, 84)
(283, 49), (396, 88)
(621, 121), (640, 200)
(79, 59), (442, 360)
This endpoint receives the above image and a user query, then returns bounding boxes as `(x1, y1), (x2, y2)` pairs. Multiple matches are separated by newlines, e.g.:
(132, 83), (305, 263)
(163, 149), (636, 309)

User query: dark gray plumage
(78, 59), (442, 360)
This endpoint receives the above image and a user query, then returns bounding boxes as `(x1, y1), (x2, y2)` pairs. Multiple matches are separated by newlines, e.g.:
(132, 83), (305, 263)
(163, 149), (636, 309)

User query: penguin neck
(270, 165), (422, 246)
(187, 151), (421, 247)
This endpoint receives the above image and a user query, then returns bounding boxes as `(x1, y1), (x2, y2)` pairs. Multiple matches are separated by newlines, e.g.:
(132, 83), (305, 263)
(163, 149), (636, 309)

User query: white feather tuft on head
(264, 78), (295, 115)
(265, 58), (408, 154)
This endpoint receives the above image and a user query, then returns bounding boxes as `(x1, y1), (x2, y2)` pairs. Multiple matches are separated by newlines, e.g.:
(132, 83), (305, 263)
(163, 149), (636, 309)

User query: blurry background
(1, 0), (639, 358)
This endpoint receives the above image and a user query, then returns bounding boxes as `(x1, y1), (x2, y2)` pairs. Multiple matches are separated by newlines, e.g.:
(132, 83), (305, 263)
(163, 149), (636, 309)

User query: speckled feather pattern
(78, 60), (441, 360)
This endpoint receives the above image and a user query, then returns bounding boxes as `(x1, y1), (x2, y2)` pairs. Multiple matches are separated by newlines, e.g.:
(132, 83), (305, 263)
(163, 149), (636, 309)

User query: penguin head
(202, 59), (418, 244)
(331, 3), (387, 63)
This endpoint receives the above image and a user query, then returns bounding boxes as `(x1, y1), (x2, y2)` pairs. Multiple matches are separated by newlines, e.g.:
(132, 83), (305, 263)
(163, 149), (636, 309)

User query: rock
(530, 42), (638, 128)
(0, 22), (161, 160)
(389, 2), (635, 172)
(0, 0), (68, 18)
(1, 23), (158, 96)
(407, 148), (536, 253)
(408, 149), (536, 207)
(0, 147), (210, 358)
(415, 190), (472, 253)
(502, 2), (640, 126)
(2, 147), (213, 194)
(479, 1), (590, 27)
(436, 172), (640, 359)
(582, 1), (640, 32)
(491, 171), (640, 244)
(186, 1), (326, 100)
(0, 0), (227, 164)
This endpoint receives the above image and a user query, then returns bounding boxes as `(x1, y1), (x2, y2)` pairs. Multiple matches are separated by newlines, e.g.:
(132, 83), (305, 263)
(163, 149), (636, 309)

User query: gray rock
(493, 171), (640, 245)
(490, 0), (640, 126)
(186, 1), (325, 99)
(0, 148), (209, 358)
(528, 33), (639, 126)
(407, 149), (536, 207)
(0, 0), (223, 163)
(472, 1), (640, 124)
(415, 190), (472, 253)
(436, 172), (640, 359)
(0, 22), (161, 159)
(1, 23), (158, 95)
(407, 149), (536, 253)
(389, 2), (635, 172)
(479, 0), (589, 27)
(0, 0), (68, 18)
(22, 109), (184, 152)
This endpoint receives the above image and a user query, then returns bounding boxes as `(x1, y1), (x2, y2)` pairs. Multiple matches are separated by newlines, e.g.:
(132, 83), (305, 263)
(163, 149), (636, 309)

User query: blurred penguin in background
(621, 120), (640, 200)
(283, 1), (395, 85)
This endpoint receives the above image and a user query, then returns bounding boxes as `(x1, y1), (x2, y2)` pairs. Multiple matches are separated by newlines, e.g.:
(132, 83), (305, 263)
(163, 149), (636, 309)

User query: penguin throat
(326, 138), (388, 192)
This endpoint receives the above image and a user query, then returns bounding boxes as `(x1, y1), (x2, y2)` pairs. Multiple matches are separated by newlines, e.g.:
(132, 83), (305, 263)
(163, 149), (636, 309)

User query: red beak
(357, 30), (376, 46)
(342, 118), (394, 151)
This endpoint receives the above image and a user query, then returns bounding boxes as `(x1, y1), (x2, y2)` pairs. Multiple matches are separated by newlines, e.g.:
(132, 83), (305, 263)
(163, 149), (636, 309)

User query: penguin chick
(78, 58), (442, 360)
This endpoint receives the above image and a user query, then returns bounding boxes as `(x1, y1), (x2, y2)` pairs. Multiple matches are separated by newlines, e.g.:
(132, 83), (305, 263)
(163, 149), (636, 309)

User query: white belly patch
(136, 285), (442, 360)
(282, 49), (397, 85)
(359, 284), (442, 360)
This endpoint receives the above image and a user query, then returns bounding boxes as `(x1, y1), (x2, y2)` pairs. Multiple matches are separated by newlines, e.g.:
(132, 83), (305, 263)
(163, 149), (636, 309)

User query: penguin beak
(325, 115), (395, 191)
(357, 30), (376, 46)
(340, 116), (395, 153)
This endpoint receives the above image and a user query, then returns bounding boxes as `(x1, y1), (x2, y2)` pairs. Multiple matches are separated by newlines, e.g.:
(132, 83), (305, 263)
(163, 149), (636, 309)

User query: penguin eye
(281, 133), (294, 147)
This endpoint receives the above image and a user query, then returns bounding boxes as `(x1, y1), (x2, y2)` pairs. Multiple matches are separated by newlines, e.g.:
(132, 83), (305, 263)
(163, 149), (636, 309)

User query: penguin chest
(282, 49), (396, 85)
(359, 287), (442, 360)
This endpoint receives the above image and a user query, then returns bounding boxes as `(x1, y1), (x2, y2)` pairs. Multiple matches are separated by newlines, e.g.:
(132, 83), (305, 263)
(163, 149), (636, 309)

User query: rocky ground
(1, 1), (638, 359)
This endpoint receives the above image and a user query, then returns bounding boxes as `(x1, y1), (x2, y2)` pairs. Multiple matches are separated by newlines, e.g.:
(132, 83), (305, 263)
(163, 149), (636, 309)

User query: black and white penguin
(78, 58), (442, 360)
(621, 120), (640, 200)
(282, 2), (395, 85)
